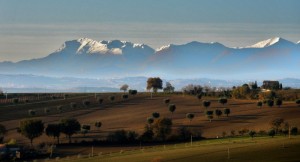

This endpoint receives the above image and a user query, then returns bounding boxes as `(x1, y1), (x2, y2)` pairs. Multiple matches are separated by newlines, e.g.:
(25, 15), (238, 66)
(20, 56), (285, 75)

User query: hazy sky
(0, 0), (299, 62)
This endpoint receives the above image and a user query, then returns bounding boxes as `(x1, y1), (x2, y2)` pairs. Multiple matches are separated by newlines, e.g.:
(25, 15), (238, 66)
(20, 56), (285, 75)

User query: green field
(55, 136), (300, 162)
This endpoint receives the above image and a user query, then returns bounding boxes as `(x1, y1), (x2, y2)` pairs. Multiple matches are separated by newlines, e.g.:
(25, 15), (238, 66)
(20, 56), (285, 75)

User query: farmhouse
(261, 80), (282, 90)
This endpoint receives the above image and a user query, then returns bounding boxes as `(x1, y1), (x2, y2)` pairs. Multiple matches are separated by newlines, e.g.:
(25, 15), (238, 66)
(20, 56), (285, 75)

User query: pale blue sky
(0, 0), (299, 61)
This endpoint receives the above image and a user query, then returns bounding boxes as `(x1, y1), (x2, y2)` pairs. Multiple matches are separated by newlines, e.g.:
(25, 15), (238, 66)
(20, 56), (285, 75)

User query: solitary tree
(186, 113), (195, 124)
(218, 98), (228, 105)
(19, 119), (44, 146)
(249, 130), (256, 139)
(206, 111), (214, 122)
(45, 123), (62, 144)
(152, 112), (160, 119)
(60, 118), (81, 143)
(152, 118), (172, 141)
(168, 104), (176, 119)
(215, 109), (222, 118)
(0, 124), (7, 143)
(147, 77), (163, 93)
(202, 101), (211, 109)
(223, 108), (231, 117)
(257, 101), (263, 108)
(275, 99), (283, 107)
(120, 84), (129, 93)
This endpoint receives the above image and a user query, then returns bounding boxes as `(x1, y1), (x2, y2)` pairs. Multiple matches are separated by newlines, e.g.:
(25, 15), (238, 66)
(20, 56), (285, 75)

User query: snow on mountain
(56, 38), (153, 55)
(247, 37), (295, 48)
(297, 40), (300, 44)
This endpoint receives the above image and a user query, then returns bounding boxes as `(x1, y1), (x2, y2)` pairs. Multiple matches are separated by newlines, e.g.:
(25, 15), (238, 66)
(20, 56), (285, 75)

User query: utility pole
(190, 134), (193, 146)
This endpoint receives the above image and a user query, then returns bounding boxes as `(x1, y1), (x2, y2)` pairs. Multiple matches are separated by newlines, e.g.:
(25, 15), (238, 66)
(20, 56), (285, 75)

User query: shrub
(275, 99), (283, 107)
(268, 129), (276, 137)
(82, 100), (90, 107)
(122, 94), (129, 100)
(215, 109), (222, 118)
(218, 98), (227, 105)
(164, 99), (170, 104)
(94, 122), (102, 129)
(267, 100), (274, 107)
(97, 98), (104, 104)
(257, 101), (263, 108)
(152, 112), (160, 119)
(249, 130), (256, 139)
(291, 127), (298, 135)
(109, 96), (115, 102)
(129, 90), (138, 95)
(196, 94), (202, 100)
(106, 130), (138, 143)
(202, 101), (211, 109)
(296, 99), (300, 106)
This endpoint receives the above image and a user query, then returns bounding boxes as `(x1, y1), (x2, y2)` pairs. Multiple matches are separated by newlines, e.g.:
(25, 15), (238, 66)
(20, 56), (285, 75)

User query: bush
(268, 129), (276, 137)
(122, 94), (129, 100)
(129, 90), (138, 95)
(152, 112), (160, 119)
(267, 100), (274, 107)
(82, 100), (90, 107)
(218, 98), (227, 105)
(97, 98), (104, 104)
(257, 101), (263, 108)
(291, 127), (298, 135)
(109, 96), (115, 102)
(164, 99), (170, 104)
(296, 99), (300, 106)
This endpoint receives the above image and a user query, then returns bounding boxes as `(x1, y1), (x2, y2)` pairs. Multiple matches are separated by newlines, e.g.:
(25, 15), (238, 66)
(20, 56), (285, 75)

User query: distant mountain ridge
(0, 37), (299, 79)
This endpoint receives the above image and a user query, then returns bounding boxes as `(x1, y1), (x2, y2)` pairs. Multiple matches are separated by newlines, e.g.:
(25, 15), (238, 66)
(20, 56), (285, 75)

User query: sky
(0, 0), (300, 62)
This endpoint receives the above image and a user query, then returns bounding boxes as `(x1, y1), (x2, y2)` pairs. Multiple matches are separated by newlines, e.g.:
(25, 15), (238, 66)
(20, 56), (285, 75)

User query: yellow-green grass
(56, 136), (300, 162)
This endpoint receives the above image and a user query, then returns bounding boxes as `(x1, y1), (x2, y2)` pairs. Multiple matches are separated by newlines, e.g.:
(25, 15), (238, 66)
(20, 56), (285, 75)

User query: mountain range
(0, 37), (299, 89)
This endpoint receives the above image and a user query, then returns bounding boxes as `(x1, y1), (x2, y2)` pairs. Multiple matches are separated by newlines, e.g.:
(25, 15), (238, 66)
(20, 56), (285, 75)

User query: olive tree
(257, 101), (263, 108)
(152, 112), (160, 119)
(215, 109), (222, 118)
(218, 98), (227, 105)
(249, 130), (256, 139)
(168, 104), (176, 119)
(202, 101), (211, 109)
(186, 113), (195, 124)
(223, 108), (231, 117)
(60, 118), (81, 143)
(206, 111), (214, 122)
(275, 99), (283, 107)
(19, 119), (44, 146)
(46, 123), (62, 144)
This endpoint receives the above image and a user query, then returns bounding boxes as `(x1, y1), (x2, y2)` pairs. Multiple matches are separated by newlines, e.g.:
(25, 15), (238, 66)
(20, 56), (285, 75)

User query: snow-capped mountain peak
(247, 37), (295, 48)
(55, 38), (154, 55)
(297, 40), (300, 44)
